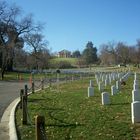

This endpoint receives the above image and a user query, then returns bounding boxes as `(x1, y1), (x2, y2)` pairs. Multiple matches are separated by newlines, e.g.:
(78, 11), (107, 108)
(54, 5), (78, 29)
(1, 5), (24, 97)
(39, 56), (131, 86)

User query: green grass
(1, 71), (79, 81)
(1, 72), (45, 81)
(16, 74), (139, 140)
(50, 57), (78, 65)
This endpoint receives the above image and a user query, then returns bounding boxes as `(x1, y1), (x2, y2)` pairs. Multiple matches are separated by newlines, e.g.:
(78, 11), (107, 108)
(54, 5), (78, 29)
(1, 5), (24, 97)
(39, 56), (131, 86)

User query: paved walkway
(0, 80), (30, 139)
(0, 79), (65, 139)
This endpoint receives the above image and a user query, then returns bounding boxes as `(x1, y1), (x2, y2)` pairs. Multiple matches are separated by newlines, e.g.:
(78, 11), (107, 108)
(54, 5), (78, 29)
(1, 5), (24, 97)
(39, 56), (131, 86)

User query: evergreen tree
(82, 41), (98, 65)
(72, 50), (81, 58)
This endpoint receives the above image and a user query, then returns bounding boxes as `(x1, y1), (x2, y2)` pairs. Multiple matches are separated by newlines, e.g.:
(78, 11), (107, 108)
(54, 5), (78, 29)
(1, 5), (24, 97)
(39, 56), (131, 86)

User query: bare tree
(115, 42), (130, 64)
(76, 58), (86, 68)
(0, 1), (40, 79)
(38, 49), (50, 69)
(136, 39), (140, 65)
(99, 41), (140, 66)
(99, 42), (116, 65)
(13, 48), (27, 69)
(24, 33), (50, 70)
(128, 46), (138, 64)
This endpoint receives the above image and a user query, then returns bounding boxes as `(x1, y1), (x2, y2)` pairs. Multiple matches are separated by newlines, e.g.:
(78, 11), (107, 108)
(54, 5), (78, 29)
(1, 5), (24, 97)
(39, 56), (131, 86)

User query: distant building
(58, 50), (71, 58)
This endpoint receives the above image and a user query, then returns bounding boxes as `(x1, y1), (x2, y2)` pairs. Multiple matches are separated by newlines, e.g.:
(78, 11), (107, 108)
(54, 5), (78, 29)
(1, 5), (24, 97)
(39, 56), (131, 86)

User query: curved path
(0, 81), (30, 119)
(0, 80), (31, 139)
(0, 76), (78, 139)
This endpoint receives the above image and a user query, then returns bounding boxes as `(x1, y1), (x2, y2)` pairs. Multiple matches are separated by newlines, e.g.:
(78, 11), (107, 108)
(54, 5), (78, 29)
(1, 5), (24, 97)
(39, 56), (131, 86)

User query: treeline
(68, 40), (140, 68)
(99, 41), (140, 66)
(13, 40), (140, 71)
(1, 0), (140, 80)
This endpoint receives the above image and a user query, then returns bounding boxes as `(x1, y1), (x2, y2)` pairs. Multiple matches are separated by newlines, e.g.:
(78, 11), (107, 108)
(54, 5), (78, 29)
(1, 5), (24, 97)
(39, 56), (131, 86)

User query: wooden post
(22, 95), (27, 125)
(35, 115), (45, 140)
(29, 75), (32, 86)
(41, 79), (44, 90)
(49, 78), (52, 87)
(17, 72), (20, 80)
(32, 82), (34, 93)
(24, 84), (28, 107)
(80, 73), (82, 79)
(57, 73), (60, 92)
(65, 74), (67, 83)
(72, 75), (74, 82)
(19, 74), (22, 82)
(20, 89), (24, 109)
(25, 84), (28, 96)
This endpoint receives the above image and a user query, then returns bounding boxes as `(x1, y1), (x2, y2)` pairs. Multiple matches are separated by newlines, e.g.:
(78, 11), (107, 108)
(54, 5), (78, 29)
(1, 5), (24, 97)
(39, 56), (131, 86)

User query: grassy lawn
(50, 58), (78, 65)
(15, 73), (140, 140)
(0, 72), (45, 81)
(0, 71), (79, 81)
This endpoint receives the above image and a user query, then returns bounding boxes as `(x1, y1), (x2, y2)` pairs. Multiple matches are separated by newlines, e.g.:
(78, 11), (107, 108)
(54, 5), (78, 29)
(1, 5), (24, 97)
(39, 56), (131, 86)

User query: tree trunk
(1, 70), (4, 80)
(1, 65), (6, 80)
(6, 58), (13, 71)
(0, 52), (2, 67)
(1, 50), (7, 80)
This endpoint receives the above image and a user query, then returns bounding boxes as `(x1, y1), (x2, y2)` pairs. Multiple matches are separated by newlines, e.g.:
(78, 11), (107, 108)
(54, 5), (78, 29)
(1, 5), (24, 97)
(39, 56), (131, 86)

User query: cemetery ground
(15, 73), (140, 140)
(0, 71), (76, 81)
(0, 72), (43, 81)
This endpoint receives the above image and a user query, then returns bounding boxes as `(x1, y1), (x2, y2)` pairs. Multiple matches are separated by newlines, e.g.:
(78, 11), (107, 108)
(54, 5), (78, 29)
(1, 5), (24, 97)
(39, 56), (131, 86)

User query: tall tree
(0, 1), (40, 79)
(13, 48), (27, 69)
(24, 33), (49, 70)
(99, 42), (117, 65)
(72, 50), (81, 58)
(136, 39), (140, 65)
(115, 42), (130, 64)
(82, 41), (98, 65)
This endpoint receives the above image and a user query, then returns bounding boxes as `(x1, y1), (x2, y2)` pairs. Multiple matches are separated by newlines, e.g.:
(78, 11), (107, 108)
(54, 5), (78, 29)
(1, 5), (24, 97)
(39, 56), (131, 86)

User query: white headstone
(98, 82), (103, 92)
(111, 85), (117, 95)
(105, 79), (109, 87)
(134, 80), (139, 85)
(134, 73), (137, 80)
(90, 80), (93, 87)
(96, 78), (99, 85)
(109, 76), (112, 84)
(116, 81), (120, 90)
(102, 92), (110, 105)
(88, 87), (94, 97)
(133, 84), (139, 91)
(132, 89), (140, 102)
(118, 73), (121, 79)
(131, 101), (140, 123)
(102, 75), (105, 82)
(113, 74), (115, 81)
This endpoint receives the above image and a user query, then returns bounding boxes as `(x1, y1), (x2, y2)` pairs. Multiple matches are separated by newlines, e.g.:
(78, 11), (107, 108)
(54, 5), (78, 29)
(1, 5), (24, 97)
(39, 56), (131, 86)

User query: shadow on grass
(48, 110), (67, 124)
(47, 108), (84, 128)
(110, 102), (130, 106)
(46, 123), (84, 128)
(46, 121), (84, 139)
(23, 122), (83, 128)
(28, 97), (52, 102)
(45, 107), (64, 111)
(121, 86), (133, 90)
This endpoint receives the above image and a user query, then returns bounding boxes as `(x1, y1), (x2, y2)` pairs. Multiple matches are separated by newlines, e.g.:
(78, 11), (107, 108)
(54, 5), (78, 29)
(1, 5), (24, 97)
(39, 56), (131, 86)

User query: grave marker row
(95, 72), (127, 94)
(131, 73), (140, 123)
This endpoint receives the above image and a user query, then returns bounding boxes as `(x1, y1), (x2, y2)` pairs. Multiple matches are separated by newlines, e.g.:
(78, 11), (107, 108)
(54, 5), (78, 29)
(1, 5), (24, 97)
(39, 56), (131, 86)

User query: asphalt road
(0, 80), (30, 120)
